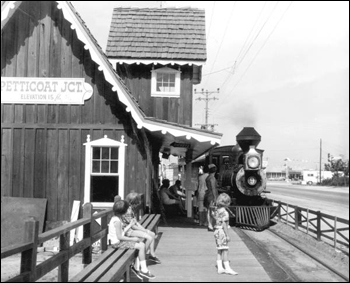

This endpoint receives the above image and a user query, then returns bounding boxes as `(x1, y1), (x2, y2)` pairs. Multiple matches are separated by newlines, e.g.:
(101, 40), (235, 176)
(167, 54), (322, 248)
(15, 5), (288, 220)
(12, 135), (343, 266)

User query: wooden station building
(1, 1), (222, 226)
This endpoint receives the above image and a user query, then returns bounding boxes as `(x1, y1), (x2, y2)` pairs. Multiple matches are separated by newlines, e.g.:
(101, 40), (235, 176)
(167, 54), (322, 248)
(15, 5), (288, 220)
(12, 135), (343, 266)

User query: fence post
(316, 211), (321, 241)
(278, 202), (281, 222)
(306, 209), (309, 234)
(58, 231), (70, 282)
(83, 203), (93, 265)
(295, 206), (299, 230)
(334, 216), (337, 249)
(20, 217), (39, 282)
(101, 214), (108, 252)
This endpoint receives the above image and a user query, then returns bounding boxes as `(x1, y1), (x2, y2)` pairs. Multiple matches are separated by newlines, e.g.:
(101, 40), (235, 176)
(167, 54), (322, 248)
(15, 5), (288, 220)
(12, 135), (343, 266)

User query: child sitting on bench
(123, 192), (161, 265)
(109, 200), (156, 280)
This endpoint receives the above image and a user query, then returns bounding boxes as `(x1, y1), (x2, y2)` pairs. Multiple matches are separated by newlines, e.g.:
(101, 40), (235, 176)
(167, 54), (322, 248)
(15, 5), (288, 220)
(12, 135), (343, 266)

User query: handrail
(1, 242), (34, 259)
(272, 200), (349, 252)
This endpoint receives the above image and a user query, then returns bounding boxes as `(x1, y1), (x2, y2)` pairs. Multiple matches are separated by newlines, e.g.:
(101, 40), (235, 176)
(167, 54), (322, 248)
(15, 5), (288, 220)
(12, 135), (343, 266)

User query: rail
(1, 197), (145, 282)
(272, 200), (349, 253)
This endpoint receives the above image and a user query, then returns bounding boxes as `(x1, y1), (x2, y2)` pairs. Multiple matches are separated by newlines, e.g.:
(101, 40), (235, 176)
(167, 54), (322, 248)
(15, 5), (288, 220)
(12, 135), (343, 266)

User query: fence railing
(1, 195), (145, 282)
(272, 200), (349, 253)
(1, 203), (110, 282)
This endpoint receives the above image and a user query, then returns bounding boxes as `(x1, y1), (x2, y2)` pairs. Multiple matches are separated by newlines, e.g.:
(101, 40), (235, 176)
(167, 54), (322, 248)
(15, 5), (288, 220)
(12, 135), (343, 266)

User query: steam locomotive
(205, 127), (277, 230)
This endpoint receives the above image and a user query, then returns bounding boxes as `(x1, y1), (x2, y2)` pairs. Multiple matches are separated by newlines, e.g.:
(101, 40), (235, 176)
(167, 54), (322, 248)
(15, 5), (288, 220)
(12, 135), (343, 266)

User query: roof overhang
(109, 58), (206, 67)
(144, 118), (222, 160)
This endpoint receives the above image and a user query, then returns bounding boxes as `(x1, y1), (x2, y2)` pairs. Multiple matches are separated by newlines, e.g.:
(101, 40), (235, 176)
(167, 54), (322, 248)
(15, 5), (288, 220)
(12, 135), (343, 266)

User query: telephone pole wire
(194, 88), (219, 131)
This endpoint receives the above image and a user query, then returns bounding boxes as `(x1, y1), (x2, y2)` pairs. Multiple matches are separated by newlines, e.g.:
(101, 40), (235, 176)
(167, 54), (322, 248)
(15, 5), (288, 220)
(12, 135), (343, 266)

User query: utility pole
(194, 88), (219, 131)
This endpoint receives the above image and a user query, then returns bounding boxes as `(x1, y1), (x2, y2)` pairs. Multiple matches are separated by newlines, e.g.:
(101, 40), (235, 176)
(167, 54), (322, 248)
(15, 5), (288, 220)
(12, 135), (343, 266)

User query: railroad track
(236, 226), (349, 282)
(267, 229), (349, 282)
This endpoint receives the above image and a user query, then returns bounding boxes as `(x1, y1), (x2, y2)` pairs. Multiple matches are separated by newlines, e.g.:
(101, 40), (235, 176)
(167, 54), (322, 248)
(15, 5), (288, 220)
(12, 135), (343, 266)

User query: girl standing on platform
(108, 200), (156, 280)
(213, 193), (238, 275)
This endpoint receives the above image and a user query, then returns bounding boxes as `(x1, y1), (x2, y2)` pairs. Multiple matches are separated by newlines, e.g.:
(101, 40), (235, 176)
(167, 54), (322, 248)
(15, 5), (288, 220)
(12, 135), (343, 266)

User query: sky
(71, 1), (349, 171)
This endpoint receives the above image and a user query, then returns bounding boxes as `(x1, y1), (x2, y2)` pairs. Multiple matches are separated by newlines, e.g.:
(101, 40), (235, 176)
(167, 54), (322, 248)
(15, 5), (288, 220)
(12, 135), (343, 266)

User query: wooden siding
(117, 64), (193, 126)
(1, 1), (151, 222)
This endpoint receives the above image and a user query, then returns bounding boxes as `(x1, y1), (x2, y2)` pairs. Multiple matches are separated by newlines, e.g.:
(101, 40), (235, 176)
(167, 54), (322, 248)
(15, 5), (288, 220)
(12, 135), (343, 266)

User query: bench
(70, 213), (161, 282)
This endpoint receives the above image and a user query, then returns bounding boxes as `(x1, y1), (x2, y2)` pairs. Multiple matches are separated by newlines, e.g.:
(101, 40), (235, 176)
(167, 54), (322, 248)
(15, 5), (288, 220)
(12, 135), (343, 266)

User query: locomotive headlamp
(247, 156), (260, 169)
(244, 145), (262, 170)
(247, 176), (257, 186)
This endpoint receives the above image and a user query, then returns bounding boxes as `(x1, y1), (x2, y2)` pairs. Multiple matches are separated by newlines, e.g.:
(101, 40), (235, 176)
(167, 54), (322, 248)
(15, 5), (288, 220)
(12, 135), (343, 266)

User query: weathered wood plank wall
(1, 1), (150, 222)
(117, 64), (193, 126)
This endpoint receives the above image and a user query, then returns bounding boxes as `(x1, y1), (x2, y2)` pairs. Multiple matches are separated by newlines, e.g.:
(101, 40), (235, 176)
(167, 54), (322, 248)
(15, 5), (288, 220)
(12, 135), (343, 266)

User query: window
(151, 67), (181, 97)
(84, 135), (127, 209)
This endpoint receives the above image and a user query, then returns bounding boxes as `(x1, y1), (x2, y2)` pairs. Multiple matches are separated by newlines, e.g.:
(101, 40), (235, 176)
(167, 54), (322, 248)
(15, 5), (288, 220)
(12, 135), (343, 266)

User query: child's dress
(121, 206), (138, 237)
(108, 215), (136, 249)
(213, 207), (229, 250)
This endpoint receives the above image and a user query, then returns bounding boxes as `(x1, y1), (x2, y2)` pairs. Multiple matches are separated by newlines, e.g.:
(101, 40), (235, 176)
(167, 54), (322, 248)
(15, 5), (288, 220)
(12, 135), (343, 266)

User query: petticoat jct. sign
(1, 77), (93, 104)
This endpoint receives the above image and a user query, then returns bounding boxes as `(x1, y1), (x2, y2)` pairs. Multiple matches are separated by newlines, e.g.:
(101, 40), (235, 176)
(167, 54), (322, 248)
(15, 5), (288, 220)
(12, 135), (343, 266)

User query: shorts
(111, 240), (136, 249)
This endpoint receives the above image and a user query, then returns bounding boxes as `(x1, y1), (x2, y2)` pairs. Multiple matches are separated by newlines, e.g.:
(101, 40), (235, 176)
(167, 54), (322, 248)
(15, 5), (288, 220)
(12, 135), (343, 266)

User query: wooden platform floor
(133, 217), (272, 282)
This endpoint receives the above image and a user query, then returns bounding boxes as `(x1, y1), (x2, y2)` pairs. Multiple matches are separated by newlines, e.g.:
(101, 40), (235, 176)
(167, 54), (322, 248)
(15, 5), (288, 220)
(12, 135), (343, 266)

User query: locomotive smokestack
(236, 127), (261, 152)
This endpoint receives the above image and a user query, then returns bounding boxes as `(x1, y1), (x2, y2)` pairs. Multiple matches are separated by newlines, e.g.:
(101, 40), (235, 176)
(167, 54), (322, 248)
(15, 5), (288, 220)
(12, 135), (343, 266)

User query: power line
(212, 2), (280, 112)
(206, 1), (216, 41)
(212, 1), (292, 114)
(204, 2), (236, 87)
(234, 1), (268, 70)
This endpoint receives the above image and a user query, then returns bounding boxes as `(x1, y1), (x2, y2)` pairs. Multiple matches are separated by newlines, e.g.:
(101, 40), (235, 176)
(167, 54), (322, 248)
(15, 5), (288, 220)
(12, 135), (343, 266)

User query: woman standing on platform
(204, 164), (219, 231)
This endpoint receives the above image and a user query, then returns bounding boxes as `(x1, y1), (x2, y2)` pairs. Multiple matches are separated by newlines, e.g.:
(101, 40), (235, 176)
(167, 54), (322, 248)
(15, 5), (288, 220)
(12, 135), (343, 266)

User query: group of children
(109, 192), (160, 280)
(109, 190), (237, 279)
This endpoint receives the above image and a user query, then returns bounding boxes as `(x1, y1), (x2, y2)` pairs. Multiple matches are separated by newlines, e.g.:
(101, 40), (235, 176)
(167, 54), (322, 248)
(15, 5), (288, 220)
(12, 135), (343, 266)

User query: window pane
(111, 148), (119, 159)
(92, 161), (100, 173)
(101, 161), (109, 173)
(111, 161), (118, 173)
(156, 72), (176, 93)
(102, 148), (109, 160)
(93, 147), (100, 159)
(156, 73), (163, 82)
(91, 176), (119, 202)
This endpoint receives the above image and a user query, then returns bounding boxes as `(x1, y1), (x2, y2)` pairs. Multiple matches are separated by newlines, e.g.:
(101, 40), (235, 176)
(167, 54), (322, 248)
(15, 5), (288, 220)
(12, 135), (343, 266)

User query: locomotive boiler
(205, 127), (277, 230)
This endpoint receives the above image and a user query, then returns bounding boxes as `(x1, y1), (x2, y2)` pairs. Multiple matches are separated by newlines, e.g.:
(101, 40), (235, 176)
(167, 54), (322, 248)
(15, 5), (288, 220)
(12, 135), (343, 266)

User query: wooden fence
(1, 194), (145, 282)
(272, 200), (349, 252)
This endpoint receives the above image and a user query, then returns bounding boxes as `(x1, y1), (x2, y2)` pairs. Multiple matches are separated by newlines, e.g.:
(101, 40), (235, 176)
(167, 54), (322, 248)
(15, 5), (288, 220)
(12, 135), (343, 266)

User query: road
(264, 182), (349, 220)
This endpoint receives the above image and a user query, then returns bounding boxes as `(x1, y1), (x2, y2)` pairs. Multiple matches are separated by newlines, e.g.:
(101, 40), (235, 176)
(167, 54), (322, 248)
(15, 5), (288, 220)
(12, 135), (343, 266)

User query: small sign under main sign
(170, 142), (191, 148)
(1, 77), (93, 105)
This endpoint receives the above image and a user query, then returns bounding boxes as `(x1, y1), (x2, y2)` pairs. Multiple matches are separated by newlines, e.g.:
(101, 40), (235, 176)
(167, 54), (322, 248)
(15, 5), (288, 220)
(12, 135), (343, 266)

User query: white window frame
(151, 67), (181, 97)
(83, 135), (127, 209)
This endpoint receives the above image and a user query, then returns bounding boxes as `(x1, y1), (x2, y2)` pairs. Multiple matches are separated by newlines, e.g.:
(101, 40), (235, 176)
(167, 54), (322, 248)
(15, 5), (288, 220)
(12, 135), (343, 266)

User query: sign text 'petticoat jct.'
(1, 77), (93, 104)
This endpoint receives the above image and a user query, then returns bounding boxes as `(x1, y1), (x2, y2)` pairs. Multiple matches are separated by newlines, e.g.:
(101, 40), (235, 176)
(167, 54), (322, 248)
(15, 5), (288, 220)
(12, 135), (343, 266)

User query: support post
(316, 211), (321, 241)
(101, 214), (108, 252)
(20, 217), (39, 282)
(82, 203), (93, 265)
(58, 231), (70, 282)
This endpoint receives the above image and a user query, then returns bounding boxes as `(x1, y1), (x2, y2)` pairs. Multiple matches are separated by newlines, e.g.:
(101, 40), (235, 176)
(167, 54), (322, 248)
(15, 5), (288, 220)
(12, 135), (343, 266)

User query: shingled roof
(106, 7), (207, 63)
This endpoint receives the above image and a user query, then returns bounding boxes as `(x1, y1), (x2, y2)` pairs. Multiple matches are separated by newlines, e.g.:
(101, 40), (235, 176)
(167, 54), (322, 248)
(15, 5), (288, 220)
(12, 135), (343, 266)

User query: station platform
(133, 216), (272, 282)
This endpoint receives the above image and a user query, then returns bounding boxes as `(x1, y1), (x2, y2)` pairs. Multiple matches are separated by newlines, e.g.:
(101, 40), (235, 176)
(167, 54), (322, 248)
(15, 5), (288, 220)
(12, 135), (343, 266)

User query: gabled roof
(106, 7), (207, 66)
(1, 1), (221, 159)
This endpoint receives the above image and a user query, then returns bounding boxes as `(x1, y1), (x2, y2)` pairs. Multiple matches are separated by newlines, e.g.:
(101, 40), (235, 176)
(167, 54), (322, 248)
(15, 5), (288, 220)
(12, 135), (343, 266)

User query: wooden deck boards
(135, 218), (272, 282)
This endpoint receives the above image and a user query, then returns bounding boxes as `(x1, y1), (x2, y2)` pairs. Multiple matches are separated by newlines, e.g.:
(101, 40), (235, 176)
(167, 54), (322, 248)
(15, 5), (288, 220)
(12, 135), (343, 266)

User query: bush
(321, 177), (349, 186)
